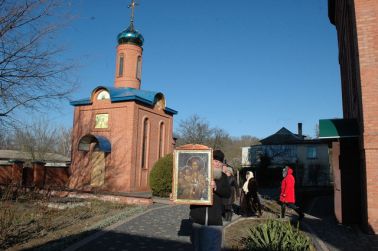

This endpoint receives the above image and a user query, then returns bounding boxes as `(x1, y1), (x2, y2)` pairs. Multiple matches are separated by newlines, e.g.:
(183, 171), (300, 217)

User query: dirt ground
(224, 218), (269, 250)
(0, 192), (146, 251)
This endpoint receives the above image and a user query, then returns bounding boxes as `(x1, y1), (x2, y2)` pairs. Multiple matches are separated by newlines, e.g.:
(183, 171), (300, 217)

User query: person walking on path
(280, 166), (304, 220)
(190, 149), (231, 251)
(222, 165), (238, 222)
(240, 171), (262, 217)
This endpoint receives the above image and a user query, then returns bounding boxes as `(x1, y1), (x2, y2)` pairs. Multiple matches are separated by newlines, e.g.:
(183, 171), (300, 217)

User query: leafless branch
(0, 0), (76, 126)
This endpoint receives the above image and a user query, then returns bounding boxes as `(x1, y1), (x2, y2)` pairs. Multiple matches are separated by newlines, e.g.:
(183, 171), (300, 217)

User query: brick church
(69, 2), (177, 193)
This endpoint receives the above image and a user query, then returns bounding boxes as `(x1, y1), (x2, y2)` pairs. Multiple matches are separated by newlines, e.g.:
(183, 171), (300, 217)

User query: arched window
(141, 118), (149, 169)
(136, 56), (142, 80)
(158, 122), (165, 158)
(118, 54), (124, 77)
(97, 90), (110, 100)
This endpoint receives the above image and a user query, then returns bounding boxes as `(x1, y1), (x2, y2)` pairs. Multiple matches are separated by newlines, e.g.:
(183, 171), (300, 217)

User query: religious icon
(172, 145), (213, 205)
(95, 114), (109, 129)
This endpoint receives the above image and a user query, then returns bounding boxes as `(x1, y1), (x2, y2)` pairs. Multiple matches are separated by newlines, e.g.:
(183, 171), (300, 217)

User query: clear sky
(53, 0), (342, 139)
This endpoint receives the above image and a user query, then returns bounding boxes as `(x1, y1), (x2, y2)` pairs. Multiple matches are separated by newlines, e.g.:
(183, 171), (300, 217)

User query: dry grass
(0, 186), (146, 251)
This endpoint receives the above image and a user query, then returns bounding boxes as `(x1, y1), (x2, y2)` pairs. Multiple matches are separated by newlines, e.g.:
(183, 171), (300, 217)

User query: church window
(97, 90), (110, 100)
(118, 54), (124, 77)
(158, 122), (165, 158)
(141, 118), (149, 169)
(136, 56), (142, 80)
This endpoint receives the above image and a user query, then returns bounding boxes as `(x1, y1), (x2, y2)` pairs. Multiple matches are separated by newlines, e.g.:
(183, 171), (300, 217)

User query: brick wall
(329, 0), (378, 233)
(0, 165), (12, 184)
(45, 167), (69, 188)
(114, 43), (142, 89)
(133, 103), (174, 191)
(354, 0), (378, 234)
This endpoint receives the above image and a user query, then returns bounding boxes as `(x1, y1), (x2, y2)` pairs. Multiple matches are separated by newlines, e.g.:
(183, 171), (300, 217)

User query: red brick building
(326, 0), (378, 233)
(69, 10), (177, 193)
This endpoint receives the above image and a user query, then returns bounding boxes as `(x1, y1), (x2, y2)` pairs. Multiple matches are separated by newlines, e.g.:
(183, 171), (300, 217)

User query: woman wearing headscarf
(222, 166), (238, 221)
(240, 171), (262, 217)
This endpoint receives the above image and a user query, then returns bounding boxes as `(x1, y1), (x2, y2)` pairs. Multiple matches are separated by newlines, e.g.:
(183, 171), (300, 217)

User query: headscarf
(227, 167), (234, 175)
(242, 171), (254, 193)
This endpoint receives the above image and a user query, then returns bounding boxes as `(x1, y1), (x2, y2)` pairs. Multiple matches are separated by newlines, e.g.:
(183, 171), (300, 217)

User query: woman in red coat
(280, 166), (304, 220)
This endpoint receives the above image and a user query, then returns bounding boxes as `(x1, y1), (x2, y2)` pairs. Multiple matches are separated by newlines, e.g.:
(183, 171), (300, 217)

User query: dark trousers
(223, 204), (233, 221)
(280, 202), (304, 219)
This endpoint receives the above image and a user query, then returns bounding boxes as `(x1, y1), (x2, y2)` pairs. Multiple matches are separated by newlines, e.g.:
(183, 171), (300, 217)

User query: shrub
(149, 153), (173, 197)
(242, 219), (314, 251)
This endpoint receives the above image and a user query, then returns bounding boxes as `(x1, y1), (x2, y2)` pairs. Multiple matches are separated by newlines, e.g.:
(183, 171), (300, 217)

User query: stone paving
(302, 215), (378, 251)
(63, 196), (378, 251)
(68, 204), (193, 251)
(301, 196), (378, 251)
(257, 189), (378, 251)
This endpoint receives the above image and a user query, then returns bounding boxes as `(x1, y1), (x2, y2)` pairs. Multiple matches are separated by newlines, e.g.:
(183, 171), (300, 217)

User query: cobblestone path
(74, 204), (192, 251)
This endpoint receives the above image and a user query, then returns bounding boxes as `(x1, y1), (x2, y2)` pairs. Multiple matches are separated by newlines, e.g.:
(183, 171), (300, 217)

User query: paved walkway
(259, 189), (378, 251)
(301, 196), (378, 251)
(65, 203), (193, 251)
(63, 196), (378, 251)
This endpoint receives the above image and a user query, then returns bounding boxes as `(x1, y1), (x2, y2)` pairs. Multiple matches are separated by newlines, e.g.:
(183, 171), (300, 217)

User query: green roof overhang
(319, 119), (359, 138)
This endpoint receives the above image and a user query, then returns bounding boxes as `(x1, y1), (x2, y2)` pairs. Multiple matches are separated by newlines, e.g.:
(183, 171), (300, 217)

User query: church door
(90, 151), (105, 187)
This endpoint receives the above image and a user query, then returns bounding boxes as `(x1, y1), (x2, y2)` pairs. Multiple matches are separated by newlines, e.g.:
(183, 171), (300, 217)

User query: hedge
(149, 153), (173, 197)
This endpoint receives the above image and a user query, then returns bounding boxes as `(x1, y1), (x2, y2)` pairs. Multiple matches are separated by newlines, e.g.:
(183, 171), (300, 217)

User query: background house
(242, 123), (333, 188)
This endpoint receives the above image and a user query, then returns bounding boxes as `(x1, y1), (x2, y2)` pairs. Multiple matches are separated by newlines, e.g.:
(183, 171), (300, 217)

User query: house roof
(0, 150), (69, 163)
(70, 86), (177, 115)
(259, 127), (304, 145)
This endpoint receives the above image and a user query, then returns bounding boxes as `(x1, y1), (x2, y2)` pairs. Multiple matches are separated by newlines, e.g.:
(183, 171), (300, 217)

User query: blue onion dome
(117, 24), (144, 46)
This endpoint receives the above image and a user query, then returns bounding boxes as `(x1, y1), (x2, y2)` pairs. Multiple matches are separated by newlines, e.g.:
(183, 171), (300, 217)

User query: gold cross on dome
(128, 0), (139, 25)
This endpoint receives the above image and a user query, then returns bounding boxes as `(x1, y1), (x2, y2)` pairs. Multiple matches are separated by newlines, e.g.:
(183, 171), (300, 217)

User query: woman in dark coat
(222, 166), (238, 221)
(240, 171), (262, 217)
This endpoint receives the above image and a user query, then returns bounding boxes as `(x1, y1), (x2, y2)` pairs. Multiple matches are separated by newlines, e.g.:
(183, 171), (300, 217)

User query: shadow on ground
(257, 188), (378, 251)
(23, 229), (193, 251)
(178, 219), (192, 236)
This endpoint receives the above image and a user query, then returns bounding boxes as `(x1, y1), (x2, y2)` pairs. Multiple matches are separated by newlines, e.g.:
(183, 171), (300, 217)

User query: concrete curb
(63, 203), (173, 251)
(152, 196), (173, 205)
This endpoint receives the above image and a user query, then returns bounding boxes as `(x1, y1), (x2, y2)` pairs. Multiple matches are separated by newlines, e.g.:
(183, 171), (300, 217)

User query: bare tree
(0, 130), (12, 149)
(176, 114), (261, 169)
(0, 0), (76, 127)
(55, 126), (72, 158)
(208, 127), (230, 150)
(238, 135), (260, 147)
(177, 114), (213, 145)
(13, 119), (59, 160)
(223, 135), (260, 168)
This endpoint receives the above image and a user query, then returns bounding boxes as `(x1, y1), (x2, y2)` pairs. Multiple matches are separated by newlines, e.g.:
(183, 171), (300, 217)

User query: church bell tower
(114, 0), (144, 89)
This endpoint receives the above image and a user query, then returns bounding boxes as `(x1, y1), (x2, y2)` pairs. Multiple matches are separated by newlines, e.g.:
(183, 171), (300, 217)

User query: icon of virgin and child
(177, 154), (209, 201)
